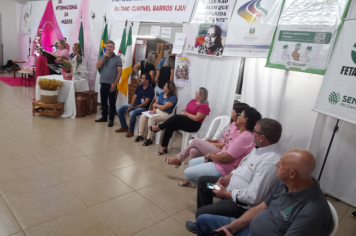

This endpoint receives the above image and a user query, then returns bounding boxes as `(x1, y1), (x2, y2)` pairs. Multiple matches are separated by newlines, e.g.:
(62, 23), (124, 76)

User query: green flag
(78, 21), (84, 57)
(118, 28), (126, 56)
(98, 24), (108, 74)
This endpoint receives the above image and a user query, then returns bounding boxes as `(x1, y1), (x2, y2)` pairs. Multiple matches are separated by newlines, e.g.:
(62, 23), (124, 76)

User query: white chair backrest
(203, 115), (231, 140)
(327, 201), (338, 236)
(170, 98), (179, 116)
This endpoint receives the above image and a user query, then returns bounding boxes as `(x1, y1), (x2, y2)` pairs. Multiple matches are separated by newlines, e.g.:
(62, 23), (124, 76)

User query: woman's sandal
(157, 149), (168, 155)
(178, 181), (196, 188)
(164, 157), (182, 168)
(142, 138), (153, 146)
(149, 126), (159, 134)
(134, 136), (144, 142)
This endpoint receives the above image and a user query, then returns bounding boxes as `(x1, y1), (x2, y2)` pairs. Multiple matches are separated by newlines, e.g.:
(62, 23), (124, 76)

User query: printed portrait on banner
(174, 57), (191, 88)
(185, 0), (236, 57)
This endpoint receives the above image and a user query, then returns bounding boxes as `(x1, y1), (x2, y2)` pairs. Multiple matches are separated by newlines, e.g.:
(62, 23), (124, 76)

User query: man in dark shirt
(196, 149), (334, 236)
(115, 73), (154, 137)
(95, 40), (122, 127)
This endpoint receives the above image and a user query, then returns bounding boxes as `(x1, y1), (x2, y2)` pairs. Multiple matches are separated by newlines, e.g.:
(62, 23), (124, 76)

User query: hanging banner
(266, 0), (351, 75)
(108, 0), (195, 23)
(53, 0), (81, 39)
(223, 0), (284, 58)
(21, 3), (32, 34)
(314, 19), (356, 125)
(174, 57), (191, 88)
(184, 0), (236, 57)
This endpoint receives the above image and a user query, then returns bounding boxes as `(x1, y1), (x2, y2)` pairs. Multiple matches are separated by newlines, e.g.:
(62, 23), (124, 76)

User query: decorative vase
(62, 69), (73, 80)
(75, 92), (87, 118)
(40, 89), (58, 104)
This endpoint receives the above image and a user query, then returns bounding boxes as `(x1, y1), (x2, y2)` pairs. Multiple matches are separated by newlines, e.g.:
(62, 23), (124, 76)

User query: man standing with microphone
(95, 40), (123, 127)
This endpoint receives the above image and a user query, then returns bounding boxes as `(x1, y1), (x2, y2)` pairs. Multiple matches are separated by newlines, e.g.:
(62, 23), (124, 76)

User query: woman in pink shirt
(53, 39), (69, 64)
(150, 87), (210, 155)
(164, 102), (250, 168)
(180, 107), (262, 187)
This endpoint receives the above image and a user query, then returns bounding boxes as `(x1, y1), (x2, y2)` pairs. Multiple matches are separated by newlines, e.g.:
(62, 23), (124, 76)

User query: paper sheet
(142, 111), (160, 118)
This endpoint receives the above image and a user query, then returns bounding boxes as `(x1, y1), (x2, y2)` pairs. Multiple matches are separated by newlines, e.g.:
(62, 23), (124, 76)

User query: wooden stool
(18, 68), (35, 87)
(32, 100), (64, 119)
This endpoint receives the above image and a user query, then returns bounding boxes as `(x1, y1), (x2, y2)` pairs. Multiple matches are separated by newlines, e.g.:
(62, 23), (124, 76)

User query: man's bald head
(276, 149), (316, 181)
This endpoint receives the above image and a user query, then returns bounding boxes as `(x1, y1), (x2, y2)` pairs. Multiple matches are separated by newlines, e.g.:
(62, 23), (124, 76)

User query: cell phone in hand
(212, 230), (226, 236)
(207, 183), (221, 190)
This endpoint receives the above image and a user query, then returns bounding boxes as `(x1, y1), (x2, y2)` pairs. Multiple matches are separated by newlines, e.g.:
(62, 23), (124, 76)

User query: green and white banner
(314, 19), (356, 125)
(223, 0), (284, 58)
(266, 0), (351, 75)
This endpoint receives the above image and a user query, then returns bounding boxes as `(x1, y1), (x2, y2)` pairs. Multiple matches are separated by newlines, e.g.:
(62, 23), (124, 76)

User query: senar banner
(108, 0), (195, 23)
(223, 0), (284, 58)
(314, 19), (356, 125)
(184, 0), (236, 57)
(266, 0), (351, 75)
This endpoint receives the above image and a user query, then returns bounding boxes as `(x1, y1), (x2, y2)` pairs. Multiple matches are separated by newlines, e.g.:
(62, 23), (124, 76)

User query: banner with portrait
(21, 3), (32, 34)
(174, 56), (191, 88)
(108, 0), (195, 23)
(314, 19), (356, 125)
(223, 0), (284, 58)
(184, 0), (236, 57)
(266, 0), (351, 75)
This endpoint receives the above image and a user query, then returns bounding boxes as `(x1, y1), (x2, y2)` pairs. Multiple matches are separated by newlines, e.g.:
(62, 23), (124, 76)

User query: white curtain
(241, 58), (324, 152)
(309, 114), (356, 207)
(176, 55), (242, 138)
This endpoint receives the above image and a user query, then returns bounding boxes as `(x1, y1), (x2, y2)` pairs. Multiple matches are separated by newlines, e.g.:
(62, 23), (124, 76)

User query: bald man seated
(196, 150), (334, 236)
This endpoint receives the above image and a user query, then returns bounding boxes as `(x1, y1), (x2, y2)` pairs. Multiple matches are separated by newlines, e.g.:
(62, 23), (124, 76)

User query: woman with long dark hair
(135, 81), (178, 146)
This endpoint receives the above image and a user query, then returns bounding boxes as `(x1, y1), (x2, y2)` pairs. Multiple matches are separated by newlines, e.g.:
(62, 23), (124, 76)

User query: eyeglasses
(253, 129), (264, 135)
(237, 113), (246, 117)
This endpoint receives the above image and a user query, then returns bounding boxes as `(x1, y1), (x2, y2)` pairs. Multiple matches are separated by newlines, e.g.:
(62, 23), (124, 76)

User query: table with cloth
(35, 75), (89, 118)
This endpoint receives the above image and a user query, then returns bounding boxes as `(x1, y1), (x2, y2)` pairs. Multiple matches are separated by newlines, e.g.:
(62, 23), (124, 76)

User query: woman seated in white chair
(178, 107), (262, 187)
(134, 81), (178, 146)
(164, 102), (250, 167)
(150, 87), (210, 155)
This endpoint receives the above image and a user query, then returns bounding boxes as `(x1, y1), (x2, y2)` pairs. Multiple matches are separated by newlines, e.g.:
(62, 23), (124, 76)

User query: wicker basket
(40, 89), (59, 104)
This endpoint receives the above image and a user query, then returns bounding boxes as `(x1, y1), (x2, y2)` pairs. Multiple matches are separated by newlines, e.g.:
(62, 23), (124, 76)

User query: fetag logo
(351, 43), (356, 64)
(339, 42), (356, 76)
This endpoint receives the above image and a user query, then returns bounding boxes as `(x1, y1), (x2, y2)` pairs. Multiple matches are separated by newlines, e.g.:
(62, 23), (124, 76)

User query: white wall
(0, 0), (26, 63)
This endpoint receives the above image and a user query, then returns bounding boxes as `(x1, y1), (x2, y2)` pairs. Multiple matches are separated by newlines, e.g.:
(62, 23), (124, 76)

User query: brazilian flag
(98, 24), (108, 74)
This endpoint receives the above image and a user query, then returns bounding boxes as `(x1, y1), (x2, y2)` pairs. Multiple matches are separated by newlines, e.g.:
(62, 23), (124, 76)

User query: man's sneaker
(186, 221), (197, 234)
(351, 211), (356, 218)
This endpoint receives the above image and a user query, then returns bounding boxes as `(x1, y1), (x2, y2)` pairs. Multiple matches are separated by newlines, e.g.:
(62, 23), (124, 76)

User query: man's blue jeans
(116, 105), (147, 131)
(196, 214), (251, 236)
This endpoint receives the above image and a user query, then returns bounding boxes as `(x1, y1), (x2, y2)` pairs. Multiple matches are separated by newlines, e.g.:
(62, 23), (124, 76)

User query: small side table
(18, 68), (35, 87)
(32, 100), (64, 119)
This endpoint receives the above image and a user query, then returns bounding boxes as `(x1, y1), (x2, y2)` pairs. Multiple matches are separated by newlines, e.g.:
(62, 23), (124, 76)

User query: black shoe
(186, 221), (197, 234)
(95, 117), (107, 122)
(108, 120), (114, 127)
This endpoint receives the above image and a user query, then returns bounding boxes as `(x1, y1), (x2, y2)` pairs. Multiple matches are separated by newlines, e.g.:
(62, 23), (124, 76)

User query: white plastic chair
(328, 201), (338, 236)
(133, 98), (154, 136)
(169, 115), (231, 164)
(154, 99), (179, 144)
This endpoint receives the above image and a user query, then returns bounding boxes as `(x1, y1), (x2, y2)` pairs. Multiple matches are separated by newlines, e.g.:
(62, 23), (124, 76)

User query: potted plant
(38, 78), (63, 104)
(60, 62), (73, 80)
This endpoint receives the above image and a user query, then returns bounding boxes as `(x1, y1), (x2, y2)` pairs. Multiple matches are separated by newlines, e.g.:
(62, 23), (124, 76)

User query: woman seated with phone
(179, 107), (262, 187)
(135, 81), (177, 146)
(164, 103), (250, 168)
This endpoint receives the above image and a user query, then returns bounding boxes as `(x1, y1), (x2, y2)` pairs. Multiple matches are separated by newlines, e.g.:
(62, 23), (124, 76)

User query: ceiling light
(137, 35), (157, 39)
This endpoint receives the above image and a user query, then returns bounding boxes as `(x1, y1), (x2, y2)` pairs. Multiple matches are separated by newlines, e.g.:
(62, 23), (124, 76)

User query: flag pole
(88, 11), (95, 90)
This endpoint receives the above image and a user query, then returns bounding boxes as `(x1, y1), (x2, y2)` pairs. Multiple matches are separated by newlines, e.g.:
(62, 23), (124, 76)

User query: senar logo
(328, 92), (340, 105)
(352, 43), (356, 64)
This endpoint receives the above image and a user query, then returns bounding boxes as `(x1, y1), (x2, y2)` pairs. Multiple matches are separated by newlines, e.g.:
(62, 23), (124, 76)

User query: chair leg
(21, 74), (23, 85)
(155, 131), (161, 145)
(168, 131), (176, 150)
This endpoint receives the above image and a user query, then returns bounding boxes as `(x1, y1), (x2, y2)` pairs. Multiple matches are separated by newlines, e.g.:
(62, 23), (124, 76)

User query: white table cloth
(36, 75), (89, 118)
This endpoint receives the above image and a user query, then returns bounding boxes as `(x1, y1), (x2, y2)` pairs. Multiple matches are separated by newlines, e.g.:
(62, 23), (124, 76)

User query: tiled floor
(0, 71), (355, 235)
